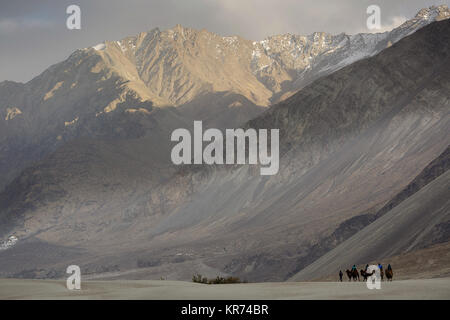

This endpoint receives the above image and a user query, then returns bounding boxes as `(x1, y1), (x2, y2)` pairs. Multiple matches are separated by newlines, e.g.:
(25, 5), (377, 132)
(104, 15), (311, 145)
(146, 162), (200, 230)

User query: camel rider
(351, 264), (357, 271)
(387, 264), (392, 271)
(378, 263), (383, 271)
(365, 264), (369, 271)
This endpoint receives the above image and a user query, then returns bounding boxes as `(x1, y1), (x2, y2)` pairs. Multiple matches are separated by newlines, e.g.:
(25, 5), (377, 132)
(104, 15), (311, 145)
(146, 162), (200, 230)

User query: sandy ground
(0, 278), (449, 300)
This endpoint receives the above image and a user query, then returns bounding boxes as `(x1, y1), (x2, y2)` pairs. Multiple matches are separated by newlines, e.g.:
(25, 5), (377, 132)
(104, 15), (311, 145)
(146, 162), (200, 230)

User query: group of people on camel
(339, 263), (393, 282)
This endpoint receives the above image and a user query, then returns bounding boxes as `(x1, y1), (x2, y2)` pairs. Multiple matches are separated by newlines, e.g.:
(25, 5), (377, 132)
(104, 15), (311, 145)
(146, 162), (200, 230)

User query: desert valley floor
(0, 278), (449, 300)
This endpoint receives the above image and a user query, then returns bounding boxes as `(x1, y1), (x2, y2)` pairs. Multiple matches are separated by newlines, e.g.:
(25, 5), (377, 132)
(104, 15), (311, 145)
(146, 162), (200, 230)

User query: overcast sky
(1, 0), (449, 82)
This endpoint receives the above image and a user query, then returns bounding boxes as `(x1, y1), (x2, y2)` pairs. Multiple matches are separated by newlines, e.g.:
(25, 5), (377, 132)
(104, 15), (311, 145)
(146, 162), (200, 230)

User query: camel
(385, 269), (393, 281)
(360, 269), (375, 281)
(346, 269), (360, 281)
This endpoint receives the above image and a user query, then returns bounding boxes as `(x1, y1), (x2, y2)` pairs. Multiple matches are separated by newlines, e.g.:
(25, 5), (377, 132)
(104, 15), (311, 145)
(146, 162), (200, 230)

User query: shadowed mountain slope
(288, 145), (450, 280)
(290, 169), (450, 281)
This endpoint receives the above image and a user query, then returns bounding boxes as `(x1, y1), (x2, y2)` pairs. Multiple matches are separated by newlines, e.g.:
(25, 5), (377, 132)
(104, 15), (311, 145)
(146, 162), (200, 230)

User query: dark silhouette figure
(360, 269), (375, 281)
(346, 269), (360, 281)
(385, 264), (393, 281)
(378, 263), (384, 281)
(339, 270), (343, 282)
(365, 264), (369, 271)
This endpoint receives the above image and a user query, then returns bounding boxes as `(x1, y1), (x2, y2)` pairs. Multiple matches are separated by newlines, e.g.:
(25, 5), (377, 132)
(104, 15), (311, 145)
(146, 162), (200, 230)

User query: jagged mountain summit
(79, 5), (450, 106)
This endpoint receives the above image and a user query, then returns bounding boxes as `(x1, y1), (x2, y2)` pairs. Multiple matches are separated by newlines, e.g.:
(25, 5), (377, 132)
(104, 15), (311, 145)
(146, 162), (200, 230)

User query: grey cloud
(0, 17), (54, 34)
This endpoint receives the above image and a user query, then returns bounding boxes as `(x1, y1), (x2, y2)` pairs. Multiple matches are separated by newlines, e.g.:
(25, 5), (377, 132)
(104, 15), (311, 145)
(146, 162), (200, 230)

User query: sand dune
(0, 278), (449, 300)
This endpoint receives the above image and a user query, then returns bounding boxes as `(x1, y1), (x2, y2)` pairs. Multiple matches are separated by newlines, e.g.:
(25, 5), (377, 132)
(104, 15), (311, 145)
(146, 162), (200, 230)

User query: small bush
(192, 274), (242, 284)
(192, 273), (203, 283)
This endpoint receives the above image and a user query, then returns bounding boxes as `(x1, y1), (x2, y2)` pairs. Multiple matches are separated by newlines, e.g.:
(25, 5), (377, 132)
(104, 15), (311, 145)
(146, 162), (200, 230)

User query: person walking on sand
(339, 270), (343, 282)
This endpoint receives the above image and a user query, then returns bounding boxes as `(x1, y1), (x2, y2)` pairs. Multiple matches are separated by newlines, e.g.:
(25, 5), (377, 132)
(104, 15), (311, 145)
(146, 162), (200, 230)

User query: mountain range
(1, 5), (449, 191)
(0, 6), (449, 281)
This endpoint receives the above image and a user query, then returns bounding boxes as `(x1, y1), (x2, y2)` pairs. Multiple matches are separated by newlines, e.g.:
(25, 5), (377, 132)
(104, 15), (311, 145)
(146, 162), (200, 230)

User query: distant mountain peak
(415, 5), (449, 21)
(67, 6), (448, 110)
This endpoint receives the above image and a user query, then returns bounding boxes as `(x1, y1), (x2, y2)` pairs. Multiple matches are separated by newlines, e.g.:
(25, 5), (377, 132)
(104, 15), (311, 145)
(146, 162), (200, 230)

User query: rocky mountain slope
(290, 169), (450, 281)
(0, 5), (448, 193)
(132, 19), (450, 281)
(87, 5), (450, 107)
(0, 17), (449, 281)
(288, 145), (450, 280)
